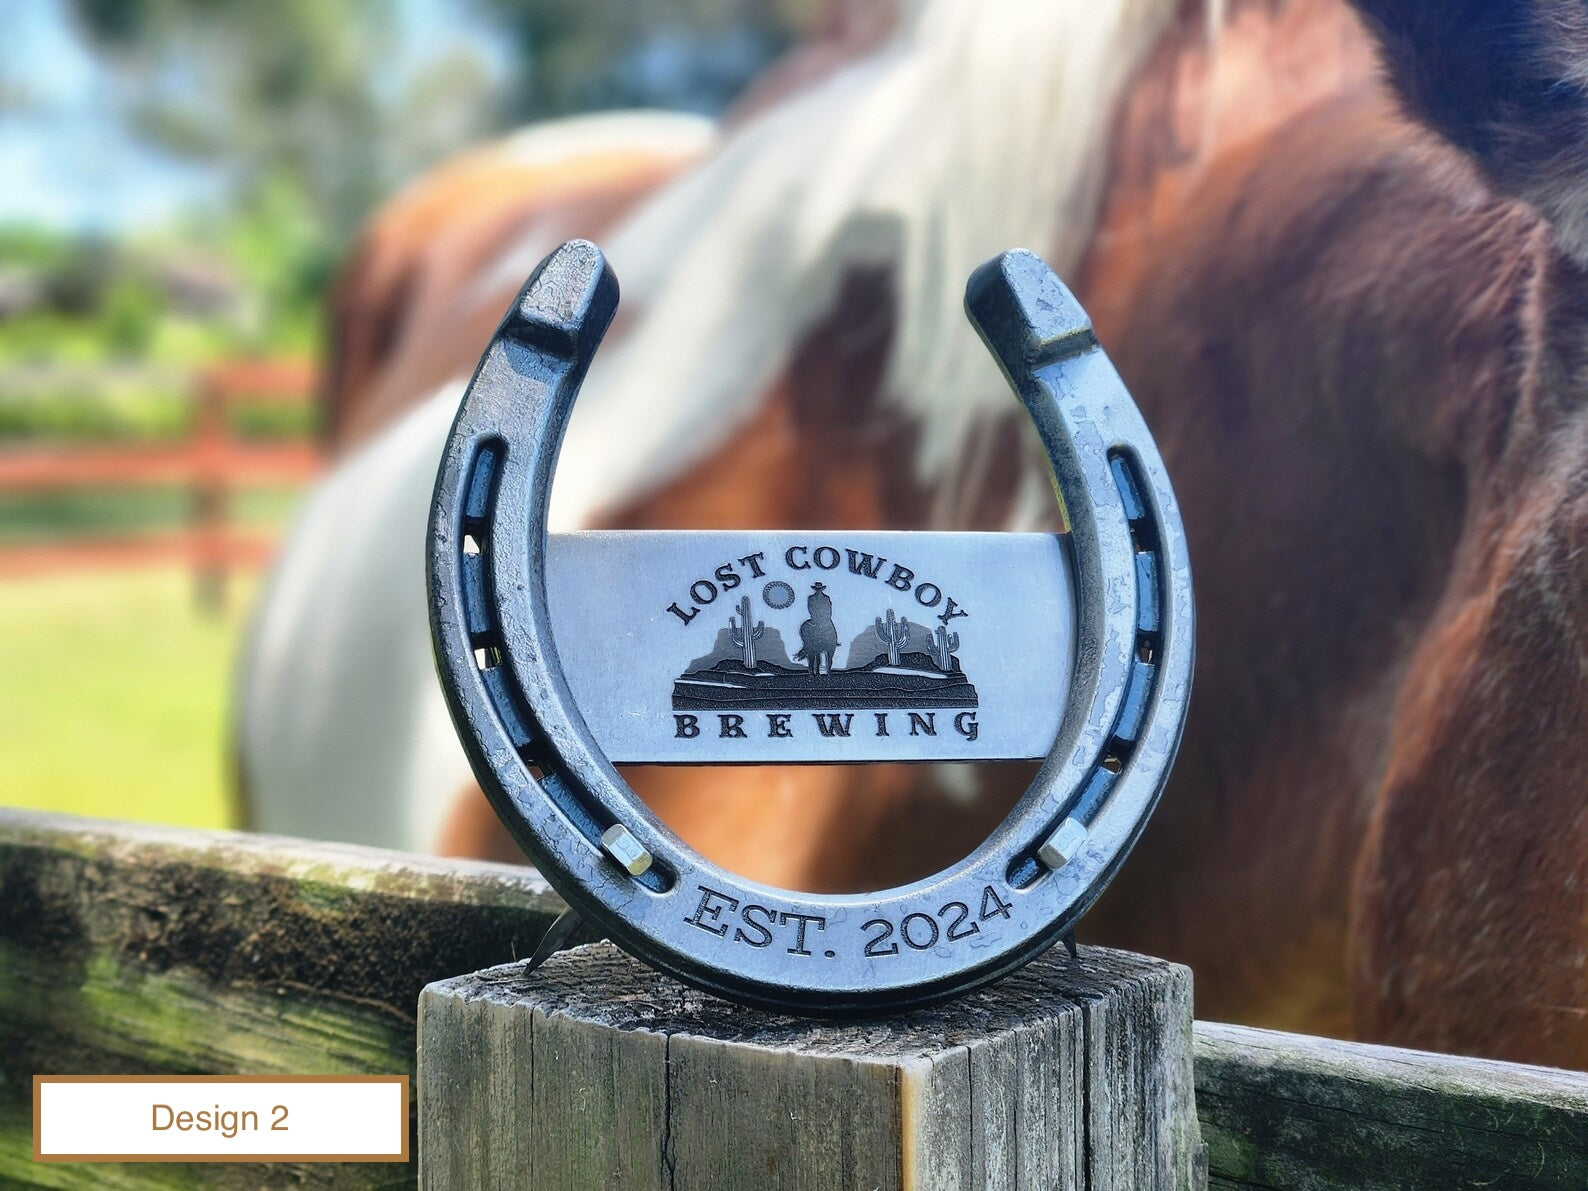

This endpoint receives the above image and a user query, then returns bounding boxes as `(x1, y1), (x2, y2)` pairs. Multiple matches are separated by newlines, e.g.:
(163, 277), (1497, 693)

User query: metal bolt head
(600, 824), (653, 876)
(1038, 818), (1089, 870)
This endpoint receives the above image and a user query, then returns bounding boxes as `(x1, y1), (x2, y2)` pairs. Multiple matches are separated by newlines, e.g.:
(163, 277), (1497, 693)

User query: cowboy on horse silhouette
(794, 582), (839, 676)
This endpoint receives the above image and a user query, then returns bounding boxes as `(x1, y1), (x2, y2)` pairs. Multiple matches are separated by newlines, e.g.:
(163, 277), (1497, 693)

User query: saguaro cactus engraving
(875, 608), (911, 666)
(931, 623), (960, 670)
(729, 595), (765, 669)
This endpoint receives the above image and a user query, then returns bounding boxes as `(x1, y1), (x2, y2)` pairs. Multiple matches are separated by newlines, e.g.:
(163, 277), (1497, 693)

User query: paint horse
(241, 0), (1588, 1066)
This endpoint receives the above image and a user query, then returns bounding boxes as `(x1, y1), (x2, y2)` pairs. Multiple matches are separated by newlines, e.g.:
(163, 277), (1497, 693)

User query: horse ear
(1349, 0), (1588, 261)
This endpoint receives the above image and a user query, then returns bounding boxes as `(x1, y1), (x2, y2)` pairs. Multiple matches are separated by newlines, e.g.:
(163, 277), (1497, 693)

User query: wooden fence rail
(0, 358), (319, 597)
(3, 808), (1585, 1189)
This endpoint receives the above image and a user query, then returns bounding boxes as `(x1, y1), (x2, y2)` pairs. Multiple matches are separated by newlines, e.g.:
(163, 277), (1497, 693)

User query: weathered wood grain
(0, 809), (565, 1189)
(418, 941), (1206, 1190)
(1195, 1021), (1588, 1189)
(11, 810), (1588, 1189)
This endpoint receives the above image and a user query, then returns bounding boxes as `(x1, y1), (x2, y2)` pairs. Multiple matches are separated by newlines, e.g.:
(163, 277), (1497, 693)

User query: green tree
(64, 0), (500, 346)
(58, 0), (808, 345)
(478, 0), (802, 118)
(68, 0), (499, 242)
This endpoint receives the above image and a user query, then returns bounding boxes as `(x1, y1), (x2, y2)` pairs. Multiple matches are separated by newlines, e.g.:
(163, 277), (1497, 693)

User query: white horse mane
(539, 0), (1181, 532)
(241, 0), (1181, 852)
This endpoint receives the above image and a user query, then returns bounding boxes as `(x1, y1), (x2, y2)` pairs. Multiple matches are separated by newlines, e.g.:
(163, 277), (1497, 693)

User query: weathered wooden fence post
(418, 941), (1204, 1189)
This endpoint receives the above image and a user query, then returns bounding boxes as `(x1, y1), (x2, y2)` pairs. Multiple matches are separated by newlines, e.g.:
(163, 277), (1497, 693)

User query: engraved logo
(544, 532), (1070, 761)
(665, 546), (979, 742)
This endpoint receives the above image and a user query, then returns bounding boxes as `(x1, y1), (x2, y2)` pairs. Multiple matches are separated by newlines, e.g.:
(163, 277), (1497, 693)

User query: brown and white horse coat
(243, 0), (1176, 880)
(242, 0), (1588, 1064)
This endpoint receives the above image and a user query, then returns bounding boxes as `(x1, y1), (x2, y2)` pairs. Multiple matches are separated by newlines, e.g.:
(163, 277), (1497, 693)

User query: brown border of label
(33, 1075), (410, 1163)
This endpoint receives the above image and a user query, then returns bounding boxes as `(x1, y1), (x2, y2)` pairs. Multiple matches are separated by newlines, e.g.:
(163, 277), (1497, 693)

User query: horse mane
(470, 0), (1185, 531)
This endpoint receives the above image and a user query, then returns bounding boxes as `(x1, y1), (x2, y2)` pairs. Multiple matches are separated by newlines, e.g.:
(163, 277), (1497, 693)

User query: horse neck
(1440, 235), (1588, 593)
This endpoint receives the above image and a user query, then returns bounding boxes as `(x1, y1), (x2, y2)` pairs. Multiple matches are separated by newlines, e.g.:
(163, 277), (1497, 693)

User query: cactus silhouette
(874, 608), (912, 666)
(930, 624), (960, 670)
(728, 595), (765, 669)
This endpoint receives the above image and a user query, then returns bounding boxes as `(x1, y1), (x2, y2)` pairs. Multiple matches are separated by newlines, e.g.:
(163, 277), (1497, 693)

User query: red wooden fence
(0, 358), (321, 604)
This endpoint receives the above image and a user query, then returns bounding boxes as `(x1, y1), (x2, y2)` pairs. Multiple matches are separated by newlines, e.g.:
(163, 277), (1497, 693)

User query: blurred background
(0, 0), (813, 829)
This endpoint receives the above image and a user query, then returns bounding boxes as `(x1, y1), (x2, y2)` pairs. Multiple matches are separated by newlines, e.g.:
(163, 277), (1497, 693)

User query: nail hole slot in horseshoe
(428, 240), (1193, 1013)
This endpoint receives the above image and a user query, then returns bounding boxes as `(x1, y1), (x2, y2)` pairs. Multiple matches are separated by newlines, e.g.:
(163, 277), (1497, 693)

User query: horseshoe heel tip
(964, 249), (1098, 382)
(500, 238), (620, 365)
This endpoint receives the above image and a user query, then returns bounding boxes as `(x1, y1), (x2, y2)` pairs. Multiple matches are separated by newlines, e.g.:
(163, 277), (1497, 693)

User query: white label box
(34, 1076), (408, 1162)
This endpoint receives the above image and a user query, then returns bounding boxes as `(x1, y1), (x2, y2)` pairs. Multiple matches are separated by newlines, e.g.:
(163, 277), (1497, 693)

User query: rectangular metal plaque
(545, 531), (1073, 763)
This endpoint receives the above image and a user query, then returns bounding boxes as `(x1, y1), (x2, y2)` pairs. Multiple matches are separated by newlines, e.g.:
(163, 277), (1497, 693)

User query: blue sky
(0, 0), (230, 228)
(0, 0), (505, 232)
(0, 0), (223, 229)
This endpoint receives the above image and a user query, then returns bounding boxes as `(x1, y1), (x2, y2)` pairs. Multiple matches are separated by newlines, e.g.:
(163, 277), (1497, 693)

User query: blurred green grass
(0, 382), (319, 442)
(0, 486), (302, 543)
(0, 568), (253, 828)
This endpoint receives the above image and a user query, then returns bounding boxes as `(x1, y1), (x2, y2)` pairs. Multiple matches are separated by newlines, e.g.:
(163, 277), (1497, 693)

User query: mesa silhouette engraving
(673, 583), (979, 711)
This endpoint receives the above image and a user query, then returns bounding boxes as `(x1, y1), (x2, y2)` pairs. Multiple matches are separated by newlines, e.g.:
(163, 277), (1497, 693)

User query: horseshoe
(427, 240), (1192, 1012)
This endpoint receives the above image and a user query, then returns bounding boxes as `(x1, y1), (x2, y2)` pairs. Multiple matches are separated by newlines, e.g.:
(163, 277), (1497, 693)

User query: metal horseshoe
(427, 240), (1193, 1013)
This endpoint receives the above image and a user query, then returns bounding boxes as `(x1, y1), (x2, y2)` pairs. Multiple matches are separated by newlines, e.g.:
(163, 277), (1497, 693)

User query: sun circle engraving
(762, 580), (796, 609)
